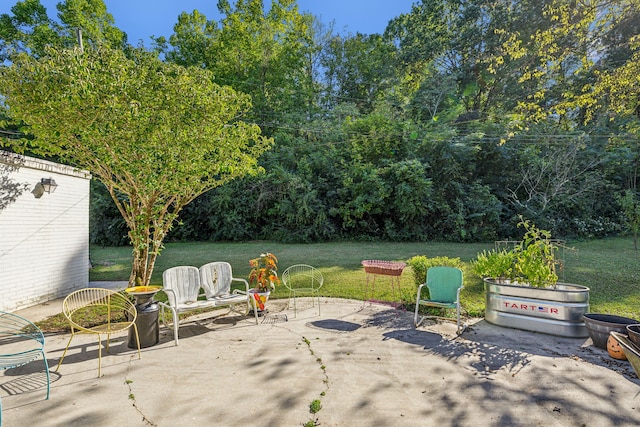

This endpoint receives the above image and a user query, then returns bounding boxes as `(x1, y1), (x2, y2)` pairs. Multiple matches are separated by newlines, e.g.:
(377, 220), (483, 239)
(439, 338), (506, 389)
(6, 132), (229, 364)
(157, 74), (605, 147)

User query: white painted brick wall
(0, 151), (91, 312)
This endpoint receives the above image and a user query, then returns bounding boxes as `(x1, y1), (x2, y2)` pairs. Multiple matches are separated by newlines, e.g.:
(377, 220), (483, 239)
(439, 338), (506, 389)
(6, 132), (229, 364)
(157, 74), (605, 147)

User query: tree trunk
(127, 212), (169, 287)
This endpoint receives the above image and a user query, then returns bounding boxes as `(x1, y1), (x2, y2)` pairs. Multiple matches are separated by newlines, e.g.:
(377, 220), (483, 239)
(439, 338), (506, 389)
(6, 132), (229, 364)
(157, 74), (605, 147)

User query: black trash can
(128, 298), (159, 348)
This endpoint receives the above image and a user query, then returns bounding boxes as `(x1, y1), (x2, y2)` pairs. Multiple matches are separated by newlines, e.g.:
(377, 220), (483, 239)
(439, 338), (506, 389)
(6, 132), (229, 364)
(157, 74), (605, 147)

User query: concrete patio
(4, 290), (640, 426)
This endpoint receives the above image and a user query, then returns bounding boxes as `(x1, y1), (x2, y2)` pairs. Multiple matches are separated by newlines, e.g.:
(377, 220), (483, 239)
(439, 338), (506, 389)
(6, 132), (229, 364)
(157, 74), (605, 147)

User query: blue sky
(1, 1), (417, 45)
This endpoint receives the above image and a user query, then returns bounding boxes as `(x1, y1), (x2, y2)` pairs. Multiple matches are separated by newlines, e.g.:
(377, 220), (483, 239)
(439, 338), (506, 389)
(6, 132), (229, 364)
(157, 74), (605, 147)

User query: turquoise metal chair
(0, 311), (50, 426)
(414, 266), (465, 334)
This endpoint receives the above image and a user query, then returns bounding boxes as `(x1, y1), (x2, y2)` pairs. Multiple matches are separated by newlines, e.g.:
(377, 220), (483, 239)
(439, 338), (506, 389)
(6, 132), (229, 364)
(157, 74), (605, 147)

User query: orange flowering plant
(248, 252), (281, 292)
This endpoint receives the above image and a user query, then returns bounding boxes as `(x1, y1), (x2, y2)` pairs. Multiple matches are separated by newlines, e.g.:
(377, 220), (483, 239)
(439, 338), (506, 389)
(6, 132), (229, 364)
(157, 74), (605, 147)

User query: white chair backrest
(162, 266), (201, 304)
(199, 262), (233, 299)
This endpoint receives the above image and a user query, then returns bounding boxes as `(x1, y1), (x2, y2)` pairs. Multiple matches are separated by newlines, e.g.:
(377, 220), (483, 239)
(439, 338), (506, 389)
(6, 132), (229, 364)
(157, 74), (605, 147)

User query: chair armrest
(161, 288), (178, 307)
(231, 277), (250, 294)
(416, 283), (427, 295)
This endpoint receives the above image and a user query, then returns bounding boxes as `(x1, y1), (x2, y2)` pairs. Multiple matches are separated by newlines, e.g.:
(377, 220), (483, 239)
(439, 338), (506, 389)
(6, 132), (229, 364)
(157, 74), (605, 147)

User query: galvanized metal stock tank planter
(484, 278), (590, 338)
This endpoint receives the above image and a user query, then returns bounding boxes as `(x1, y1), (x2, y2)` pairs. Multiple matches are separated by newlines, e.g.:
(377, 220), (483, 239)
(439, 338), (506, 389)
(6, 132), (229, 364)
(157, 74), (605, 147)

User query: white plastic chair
(282, 264), (324, 317)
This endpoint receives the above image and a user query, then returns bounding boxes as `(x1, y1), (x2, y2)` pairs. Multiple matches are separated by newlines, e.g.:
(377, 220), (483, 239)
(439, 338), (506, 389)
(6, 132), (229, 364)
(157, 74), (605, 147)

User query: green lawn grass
(88, 238), (640, 319)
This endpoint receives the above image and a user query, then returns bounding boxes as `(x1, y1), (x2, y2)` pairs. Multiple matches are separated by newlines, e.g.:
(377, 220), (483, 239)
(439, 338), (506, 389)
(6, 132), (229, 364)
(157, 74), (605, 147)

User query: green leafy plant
(406, 255), (464, 287)
(617, 189), (640, 250)
(473, 249), (515, 281)
(472, 218), (559, 288)
(309, 399), (322, 414)
(248, 252), (281, 292)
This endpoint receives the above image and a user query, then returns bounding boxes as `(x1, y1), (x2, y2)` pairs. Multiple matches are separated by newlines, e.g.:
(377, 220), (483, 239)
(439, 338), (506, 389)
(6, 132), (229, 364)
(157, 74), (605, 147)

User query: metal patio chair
(55, 288), (141, 377)
(0, 311), (50, 426)
(282, 264), (324, 317)
(199, 261), (257, 323)
(414, 266), (465, 335)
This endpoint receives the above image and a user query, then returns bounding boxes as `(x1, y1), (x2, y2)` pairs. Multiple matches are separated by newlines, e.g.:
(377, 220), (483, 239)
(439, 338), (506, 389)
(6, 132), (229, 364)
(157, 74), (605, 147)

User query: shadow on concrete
(308, 319), (362, 332)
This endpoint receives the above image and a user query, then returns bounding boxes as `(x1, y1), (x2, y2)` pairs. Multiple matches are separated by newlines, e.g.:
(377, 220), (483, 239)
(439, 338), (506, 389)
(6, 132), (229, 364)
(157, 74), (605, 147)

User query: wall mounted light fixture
(40, 178), (58, 193)
(32, 177), (58, 198)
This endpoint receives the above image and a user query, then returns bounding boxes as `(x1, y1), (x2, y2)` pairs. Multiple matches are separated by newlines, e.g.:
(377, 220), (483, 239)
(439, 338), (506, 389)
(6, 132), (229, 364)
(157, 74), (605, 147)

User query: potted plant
(248, 252), (281, 314)
(472, 249), (515, 284)
(474, 219), (559, 287)
(473, 218), (590, 338)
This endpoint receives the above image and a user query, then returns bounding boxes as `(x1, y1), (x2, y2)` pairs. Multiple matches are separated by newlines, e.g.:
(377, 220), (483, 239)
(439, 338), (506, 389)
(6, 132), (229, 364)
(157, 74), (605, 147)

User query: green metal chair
(414, 266), (465, 334)
(282, 264), (324, 317)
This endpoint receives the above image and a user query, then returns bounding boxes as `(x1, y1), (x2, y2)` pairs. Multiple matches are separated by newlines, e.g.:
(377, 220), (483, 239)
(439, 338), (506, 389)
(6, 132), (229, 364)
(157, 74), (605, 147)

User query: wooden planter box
(484, 278), (590, 338)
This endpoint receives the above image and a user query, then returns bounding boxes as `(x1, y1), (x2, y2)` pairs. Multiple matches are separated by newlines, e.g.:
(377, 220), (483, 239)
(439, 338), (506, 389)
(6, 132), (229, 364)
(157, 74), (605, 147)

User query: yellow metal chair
(55, 288), (141, 377)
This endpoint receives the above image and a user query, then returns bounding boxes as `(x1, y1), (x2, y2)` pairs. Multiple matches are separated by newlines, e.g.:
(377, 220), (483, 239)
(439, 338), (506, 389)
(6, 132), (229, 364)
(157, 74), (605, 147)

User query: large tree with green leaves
(0, 46), (272, 286)
(320, 33), (398, 114)
(0, 0), (126, 61)
(156, 0), (317, 133)
(487, 0), (640, 126)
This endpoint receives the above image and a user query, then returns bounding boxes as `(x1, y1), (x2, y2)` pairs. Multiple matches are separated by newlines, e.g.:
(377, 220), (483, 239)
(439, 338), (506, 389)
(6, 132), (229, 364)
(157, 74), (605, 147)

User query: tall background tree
(0, 0), (126, 61)
(3, 0), (640, 246)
